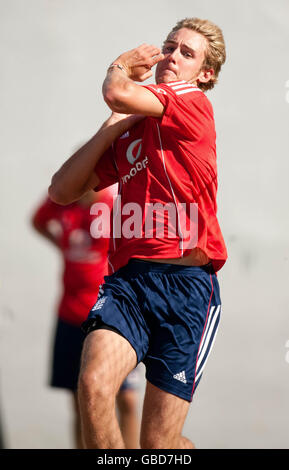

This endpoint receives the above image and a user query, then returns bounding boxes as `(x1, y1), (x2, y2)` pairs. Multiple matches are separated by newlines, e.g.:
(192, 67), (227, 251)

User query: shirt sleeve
(32, 197), (59, 227)
(142, 83), (213, 142)
(94, 145), (119, 191)
(142, 83), (171, 112)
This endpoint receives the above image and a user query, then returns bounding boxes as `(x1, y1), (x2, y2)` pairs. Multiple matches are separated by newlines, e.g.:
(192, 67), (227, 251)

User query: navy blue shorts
(51, 318), (140, 392)
(50, 318), (85, 391)
(82, 259), (222, 402)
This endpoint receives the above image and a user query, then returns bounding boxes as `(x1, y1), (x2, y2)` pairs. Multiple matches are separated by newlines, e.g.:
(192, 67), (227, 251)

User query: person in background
(31, 187), (140, 448)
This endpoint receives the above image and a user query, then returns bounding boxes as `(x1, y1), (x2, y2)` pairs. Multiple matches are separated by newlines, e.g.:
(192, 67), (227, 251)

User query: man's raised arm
(102, 44), (165, 117)
(48, 113), (142, 205)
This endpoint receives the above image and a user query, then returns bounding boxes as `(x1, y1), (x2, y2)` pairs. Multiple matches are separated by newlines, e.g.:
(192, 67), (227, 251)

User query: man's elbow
(48, 180), (71, 206)
(102, 83), (135, 113)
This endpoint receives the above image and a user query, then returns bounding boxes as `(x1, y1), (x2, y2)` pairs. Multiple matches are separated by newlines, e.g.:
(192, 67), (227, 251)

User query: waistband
(120, 258), (215, 275)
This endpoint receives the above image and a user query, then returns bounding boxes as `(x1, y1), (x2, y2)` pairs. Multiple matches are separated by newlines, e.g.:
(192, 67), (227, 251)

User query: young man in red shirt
(49, 17), (227, 449)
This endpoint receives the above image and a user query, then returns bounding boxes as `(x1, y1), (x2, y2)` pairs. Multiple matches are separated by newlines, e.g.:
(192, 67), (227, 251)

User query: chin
(156, 71), (177, 84)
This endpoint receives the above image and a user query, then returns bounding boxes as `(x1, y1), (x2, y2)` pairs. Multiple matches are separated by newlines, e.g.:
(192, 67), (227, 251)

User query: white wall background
(0, 0), (289, 449)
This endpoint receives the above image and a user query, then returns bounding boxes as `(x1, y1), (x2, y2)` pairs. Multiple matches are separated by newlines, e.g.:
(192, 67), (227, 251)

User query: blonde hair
(166, 17), (226, 91)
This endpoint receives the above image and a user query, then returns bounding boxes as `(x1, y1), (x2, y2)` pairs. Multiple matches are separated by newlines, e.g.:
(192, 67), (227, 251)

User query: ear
(197, 67), (214, 85)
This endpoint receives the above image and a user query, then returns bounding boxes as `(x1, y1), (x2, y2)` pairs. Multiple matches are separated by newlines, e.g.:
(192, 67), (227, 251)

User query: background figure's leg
(72, 391), (83, 449)
(78, 329), (137, 449)
(140, 382), (195, 449)
(116, 388), (140, 449)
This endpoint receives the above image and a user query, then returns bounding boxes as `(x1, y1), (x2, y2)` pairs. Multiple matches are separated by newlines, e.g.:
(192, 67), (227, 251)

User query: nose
(167, 48), (179, 64)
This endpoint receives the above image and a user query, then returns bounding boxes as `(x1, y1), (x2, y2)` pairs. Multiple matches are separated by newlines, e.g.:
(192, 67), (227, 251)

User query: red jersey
(95, 80), (227, 273)
(33, 188), (114, 325)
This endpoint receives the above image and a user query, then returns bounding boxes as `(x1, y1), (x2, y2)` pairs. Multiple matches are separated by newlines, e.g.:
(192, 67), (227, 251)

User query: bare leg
(78, 329), (137, 449)
(179, 436), (196, 449)
(116, 389), (139, 449)
(140, 382), (195, 449)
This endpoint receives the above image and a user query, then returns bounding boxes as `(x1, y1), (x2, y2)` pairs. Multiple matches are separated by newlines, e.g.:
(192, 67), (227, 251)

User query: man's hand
(103, 45), (165, 117)
(107, 111), (145, 129)
(112, 44), (164, 82)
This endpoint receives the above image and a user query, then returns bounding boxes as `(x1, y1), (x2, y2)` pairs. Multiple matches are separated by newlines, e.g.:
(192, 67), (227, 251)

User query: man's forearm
(102, 68), (137, 114)
(48, 115), (131, 205)
(102, 44), (164, 116)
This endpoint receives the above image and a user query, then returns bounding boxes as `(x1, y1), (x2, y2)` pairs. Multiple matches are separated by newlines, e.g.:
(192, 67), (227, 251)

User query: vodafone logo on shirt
(122, 138), (148, 184)
(126, 139), (142, 164)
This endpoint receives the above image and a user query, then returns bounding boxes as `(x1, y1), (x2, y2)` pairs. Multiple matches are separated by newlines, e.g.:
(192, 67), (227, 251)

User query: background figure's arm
(102, 44), (165, 117)
(31, 200), (61, 248)
(48, 113), (143, 205)
(31, 215), (60, 248)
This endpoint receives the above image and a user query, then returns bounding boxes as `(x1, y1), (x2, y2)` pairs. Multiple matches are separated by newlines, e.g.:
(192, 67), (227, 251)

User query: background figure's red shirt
(94, 81), (227, 273)
(33, 188), (114, 326)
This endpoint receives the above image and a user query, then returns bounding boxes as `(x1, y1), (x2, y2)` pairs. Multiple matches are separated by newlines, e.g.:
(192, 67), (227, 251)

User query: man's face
(155, 27), (211, 85)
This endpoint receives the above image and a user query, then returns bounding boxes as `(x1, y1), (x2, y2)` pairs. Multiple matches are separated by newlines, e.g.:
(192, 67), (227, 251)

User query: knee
(78, 367), (110, 406)
(77, 368), (97, 402)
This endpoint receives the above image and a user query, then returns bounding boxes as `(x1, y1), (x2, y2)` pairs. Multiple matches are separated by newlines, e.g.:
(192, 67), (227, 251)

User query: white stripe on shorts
(194, 305), (221, 384)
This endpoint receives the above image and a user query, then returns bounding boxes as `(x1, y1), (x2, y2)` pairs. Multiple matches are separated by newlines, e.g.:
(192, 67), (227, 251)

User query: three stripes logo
(193, 305), (221, 390)
(173, 370), (187, 384)
(173, 305), (221, 389)
(166, 80), (202, 96)
(91, 296), (107, 311)
(91, 284), (106, 311)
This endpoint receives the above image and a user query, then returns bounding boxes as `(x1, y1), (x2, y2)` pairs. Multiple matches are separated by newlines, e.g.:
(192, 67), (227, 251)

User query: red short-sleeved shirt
(33, 188), (115, 325)
(94, 80), (227, 273)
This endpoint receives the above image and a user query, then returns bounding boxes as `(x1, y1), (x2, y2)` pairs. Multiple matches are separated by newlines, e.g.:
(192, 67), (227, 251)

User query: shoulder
(144, 81), (213, 115)
(145, 81), (203, 100)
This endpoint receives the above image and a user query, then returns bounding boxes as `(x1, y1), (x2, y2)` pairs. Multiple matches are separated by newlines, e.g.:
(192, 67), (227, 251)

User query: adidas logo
(120, 131), (130, 139)
(91, 296), (107, 311)
(173, 370), (187, 384)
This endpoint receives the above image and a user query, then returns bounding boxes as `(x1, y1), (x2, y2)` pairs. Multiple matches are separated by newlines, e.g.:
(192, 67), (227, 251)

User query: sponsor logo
(120, 131), (130, 139)
(173, 370), (187, 384)
(121, 138), (149, 184)
(156, 88), (167, 95)
(126, 139), (142, 164)
(91, 296), (107, 311)
(122, 156), (149, 184)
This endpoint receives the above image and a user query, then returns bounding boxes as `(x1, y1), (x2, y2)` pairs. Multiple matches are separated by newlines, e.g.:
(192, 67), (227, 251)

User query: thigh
(80, 328), (138, 393)
(141, 381), (190, 448)
(144, 268), (221, 401)
(82, 269), (150, 364)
